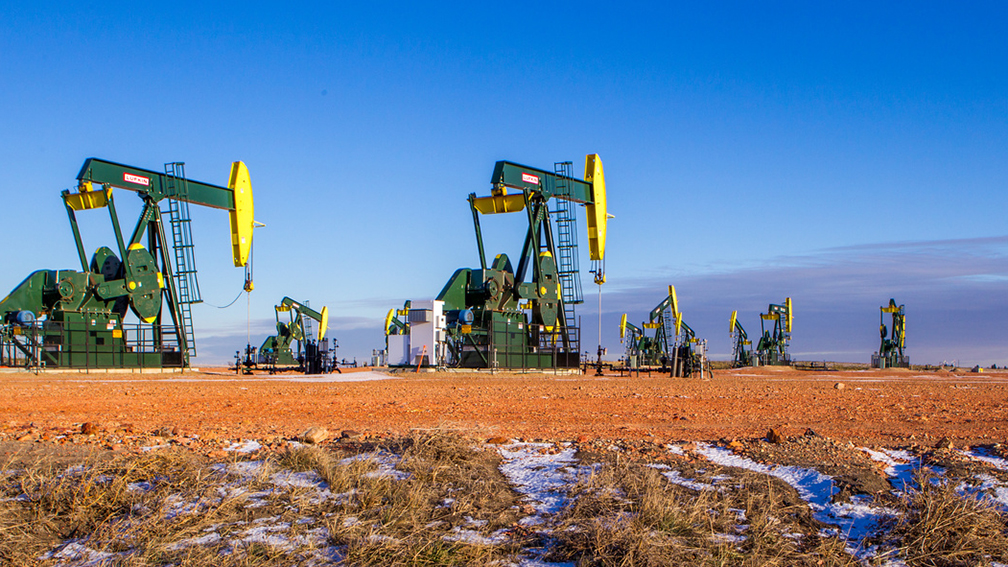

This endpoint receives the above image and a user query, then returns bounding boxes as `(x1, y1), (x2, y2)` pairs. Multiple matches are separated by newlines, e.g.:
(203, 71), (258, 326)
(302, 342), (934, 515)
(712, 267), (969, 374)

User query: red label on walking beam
(123, 173), (150, 186)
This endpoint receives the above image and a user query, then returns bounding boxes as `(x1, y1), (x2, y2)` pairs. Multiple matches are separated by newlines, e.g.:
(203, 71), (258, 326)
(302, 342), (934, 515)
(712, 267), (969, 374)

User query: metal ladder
(302, 300), (314, 346)
(662, 306), (677, 355)
(164, 162), (202, 358)
(551, 161), (583, 329)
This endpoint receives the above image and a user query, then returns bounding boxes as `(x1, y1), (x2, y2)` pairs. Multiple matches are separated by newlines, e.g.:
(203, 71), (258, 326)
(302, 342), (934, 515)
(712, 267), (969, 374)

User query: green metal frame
(76, 158), (238, 210)
(259, 297), (326, 368)
(435, 160), (601, 369)
(756, 300), (792, 366)
(622, 288), (704, 376)
(731, 317), (754, 367)
(874, 299), (908, 368)
(0, 158), (244, 369)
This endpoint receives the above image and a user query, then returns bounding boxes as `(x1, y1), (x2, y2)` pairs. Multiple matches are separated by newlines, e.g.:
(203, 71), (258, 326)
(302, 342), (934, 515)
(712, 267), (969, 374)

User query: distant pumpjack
(872, 299), (908, 368)
(257, 297), (331, 373)
(756, 298), (792, 366)
(620, 285), (708, 377)
(729, 310), (754, 367)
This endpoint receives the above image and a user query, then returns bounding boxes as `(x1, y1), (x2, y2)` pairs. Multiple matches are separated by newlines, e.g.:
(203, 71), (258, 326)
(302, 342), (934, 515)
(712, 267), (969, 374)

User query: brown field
(1, 365), (1006, 450)
(2, 364), (1008, 566)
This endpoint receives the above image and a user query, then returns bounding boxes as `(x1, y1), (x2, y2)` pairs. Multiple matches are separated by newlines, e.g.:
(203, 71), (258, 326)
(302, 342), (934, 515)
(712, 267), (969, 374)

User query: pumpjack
(0, 158), (257, 369)
(729, 311), (754, 367)
(391, 156), (610, 369)
(619, 316), (649, 368)
(619, 286), (707, 377)
(382, 301), (411, 366)
(756, 298), (792, 366)
(384, 301), (410, 337)
(872, 299), (908, 368)
(257, 297), (331, 373)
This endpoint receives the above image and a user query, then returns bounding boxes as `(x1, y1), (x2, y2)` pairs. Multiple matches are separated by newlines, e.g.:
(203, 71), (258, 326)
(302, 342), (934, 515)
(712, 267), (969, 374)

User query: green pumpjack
(259, 297), (329, 369)
(620, 285), (706, 377)
(873, 298), (908, 368)
(729, 310), (754, 367)
(756, 298), (793, 366)
(403, 155), (610, 369)
(0, 158), (257, 369)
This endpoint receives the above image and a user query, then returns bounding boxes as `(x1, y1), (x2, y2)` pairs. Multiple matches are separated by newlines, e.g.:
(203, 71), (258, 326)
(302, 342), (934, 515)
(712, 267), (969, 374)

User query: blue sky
(1, 2), (1006, 365)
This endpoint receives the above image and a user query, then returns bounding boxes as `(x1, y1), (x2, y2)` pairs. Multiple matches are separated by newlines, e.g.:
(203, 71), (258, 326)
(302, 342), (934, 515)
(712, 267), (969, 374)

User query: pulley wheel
(126, 246), (162, 323)
(90, 246), (128, 318)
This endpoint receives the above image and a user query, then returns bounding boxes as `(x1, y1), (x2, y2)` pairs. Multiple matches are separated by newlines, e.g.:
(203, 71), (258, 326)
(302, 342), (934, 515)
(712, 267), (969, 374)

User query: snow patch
(960, 474), (1008, 510)
(127, 480), (155, 493)
(224, 439), (262, 453)
(272, 370), (397, 383)
(964, 447), (1008, 471)
(646, 464), (719, 492)
(41, 541), (120, 566)
(443, 527), (509, 545)
(861, 448), (918, 489)
(694, 443), (895, 541)
(497, 442), (583, 523)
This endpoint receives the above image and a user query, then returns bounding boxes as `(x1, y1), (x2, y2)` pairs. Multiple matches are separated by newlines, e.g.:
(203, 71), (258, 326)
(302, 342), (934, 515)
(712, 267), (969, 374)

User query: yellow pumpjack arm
(277, 297), (329, 342)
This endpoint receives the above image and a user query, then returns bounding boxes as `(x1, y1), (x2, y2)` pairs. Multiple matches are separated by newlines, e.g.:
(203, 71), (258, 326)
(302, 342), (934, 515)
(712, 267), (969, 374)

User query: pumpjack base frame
(1, 320), (183, 370)
(871, 353), (910, 369)
(445, 311), (581, 370)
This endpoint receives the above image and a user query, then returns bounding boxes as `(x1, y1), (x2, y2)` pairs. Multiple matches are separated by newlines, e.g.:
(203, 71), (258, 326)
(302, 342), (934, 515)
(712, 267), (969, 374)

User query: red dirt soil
(1, 366), (1006, 449)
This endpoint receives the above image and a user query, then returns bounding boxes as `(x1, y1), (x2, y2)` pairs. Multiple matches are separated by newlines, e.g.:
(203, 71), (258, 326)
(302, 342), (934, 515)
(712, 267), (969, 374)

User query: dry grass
(322, 430), (523, 566)
(4, 434), (1006, 566)
(884, 470), (1008, 567)
(0, 449), (260, 566)
(547, 460), (861, 567)
(0, 430), (523, 566)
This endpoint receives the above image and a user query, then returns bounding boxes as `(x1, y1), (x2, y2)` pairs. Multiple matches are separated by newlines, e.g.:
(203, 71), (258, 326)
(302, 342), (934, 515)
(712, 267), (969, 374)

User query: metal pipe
(107, 191), (132, 262)
(63, 196), (90, 271)
(468, 194), (487, 271)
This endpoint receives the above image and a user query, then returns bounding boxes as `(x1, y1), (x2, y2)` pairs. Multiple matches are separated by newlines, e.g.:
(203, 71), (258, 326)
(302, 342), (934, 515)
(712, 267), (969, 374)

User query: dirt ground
(1, 365), (1006, 453)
